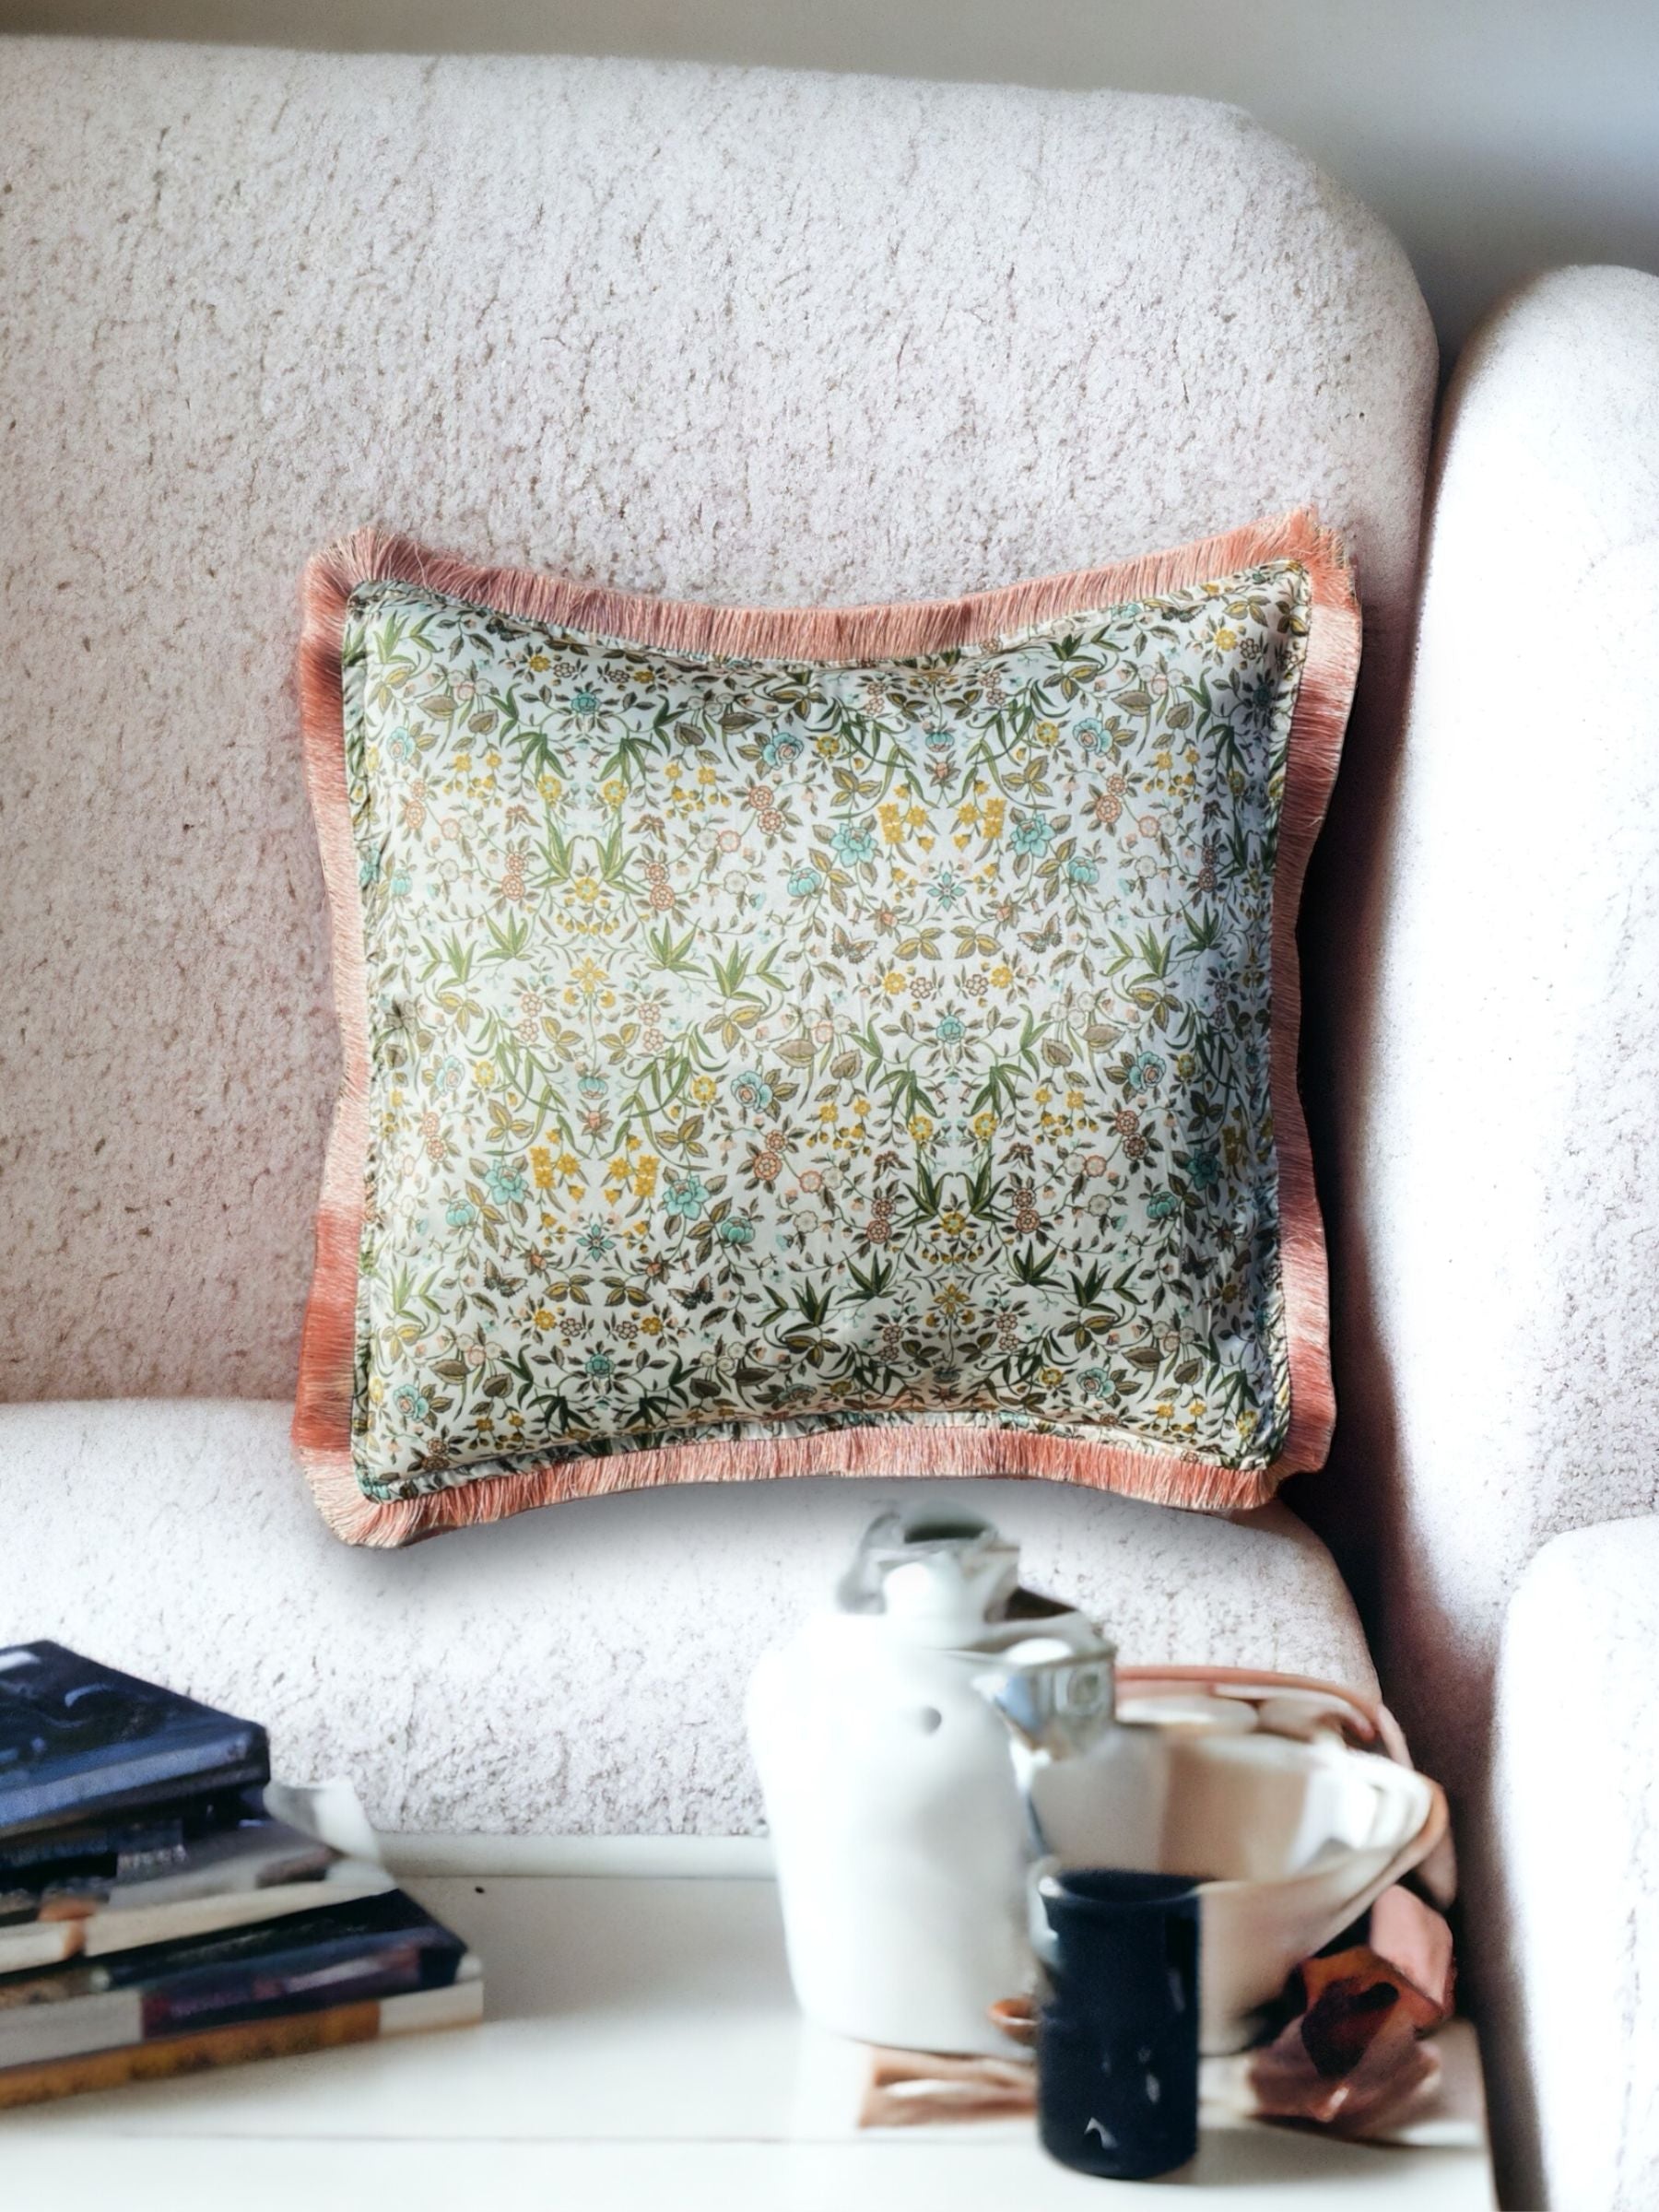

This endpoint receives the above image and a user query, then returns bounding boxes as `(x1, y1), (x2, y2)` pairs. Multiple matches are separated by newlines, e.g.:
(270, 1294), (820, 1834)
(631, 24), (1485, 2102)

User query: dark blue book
(0, 1888), (475, 2067)
(0, 1643), (268, 1842)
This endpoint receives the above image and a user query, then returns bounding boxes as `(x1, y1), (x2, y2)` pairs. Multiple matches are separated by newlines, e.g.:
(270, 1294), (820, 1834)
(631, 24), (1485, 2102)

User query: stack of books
(0, 1640), (481, 2107)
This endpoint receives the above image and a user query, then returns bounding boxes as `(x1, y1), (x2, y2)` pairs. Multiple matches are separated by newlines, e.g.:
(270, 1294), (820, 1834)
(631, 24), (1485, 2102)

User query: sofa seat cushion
(3, 1400), (1375, 1835)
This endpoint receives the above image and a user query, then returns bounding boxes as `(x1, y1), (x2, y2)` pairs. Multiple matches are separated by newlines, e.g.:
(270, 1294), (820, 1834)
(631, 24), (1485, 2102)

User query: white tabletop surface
(4, 1847), (1495, 2210)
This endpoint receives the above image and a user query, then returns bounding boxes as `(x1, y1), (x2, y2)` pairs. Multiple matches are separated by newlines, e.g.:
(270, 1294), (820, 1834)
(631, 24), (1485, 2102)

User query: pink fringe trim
(293, 513), (1359, 1547)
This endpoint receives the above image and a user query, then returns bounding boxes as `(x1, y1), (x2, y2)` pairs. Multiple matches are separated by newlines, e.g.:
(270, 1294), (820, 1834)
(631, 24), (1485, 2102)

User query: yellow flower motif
(1040, 1365), (1064, 1387)
(1034, 721), (1060, 747)
(692, 1076), (717, 1104)
(631, 1155), (659, 1198)
(971, 1110), (998, 1143)
(1034, 1084), (1053, 1105)
(1066, 1088), (1085, 1112)
(982, 797), (1006, 838)
(453, 751), (472, 773)
(877, 801), (905, 845)
(908, 1113), (935, 1144)
(815, 735), (841, 759)
(556, 1151), (579, 1178)
(1214, 627), (1238, 650)
(527, 651), (551, 673)
(641, 1314), (663, 1335)
(530, 1146), (555, 1191)
(532, 1308), (556, 1331)
(940, 1207), (967, 1235)
(473, 1060), (497, 1088)
(571, 956), (606, 995)
(989, 963), (1013, 990)
(600, 778), (627, 809)
(882, 971), (906, 997)
(368, 1375), (386, 1404)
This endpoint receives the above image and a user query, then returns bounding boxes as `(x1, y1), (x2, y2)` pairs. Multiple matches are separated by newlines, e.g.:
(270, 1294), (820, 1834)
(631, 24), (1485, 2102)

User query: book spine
(6, 1729), (270, 1836)
(0, 1975), (483, 2110)
(0, 2000), (384, 2108)
(138, 1936), (437, 2037)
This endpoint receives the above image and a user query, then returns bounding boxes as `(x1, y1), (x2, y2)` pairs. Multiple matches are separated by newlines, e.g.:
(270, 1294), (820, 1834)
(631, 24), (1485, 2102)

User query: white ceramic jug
(746, 1508), (1123, 2056)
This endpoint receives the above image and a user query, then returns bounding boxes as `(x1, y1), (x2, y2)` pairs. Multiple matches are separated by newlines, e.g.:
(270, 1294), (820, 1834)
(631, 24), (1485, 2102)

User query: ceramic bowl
(1030, 1687), (1449, 2053)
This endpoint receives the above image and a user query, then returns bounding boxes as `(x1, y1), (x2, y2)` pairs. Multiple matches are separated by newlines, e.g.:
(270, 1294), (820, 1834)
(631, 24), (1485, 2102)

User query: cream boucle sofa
(2, 36), (1654, 2210)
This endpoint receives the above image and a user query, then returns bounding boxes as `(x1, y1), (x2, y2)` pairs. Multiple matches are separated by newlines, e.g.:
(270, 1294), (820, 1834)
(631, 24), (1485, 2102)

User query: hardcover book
(0, 1972), (482, 2109)
(0, 1797), (245, 1882)
(0, 1811), (394, 1972)
(0, 1888), (471, 2068)
(0, 1644), (268, 1841)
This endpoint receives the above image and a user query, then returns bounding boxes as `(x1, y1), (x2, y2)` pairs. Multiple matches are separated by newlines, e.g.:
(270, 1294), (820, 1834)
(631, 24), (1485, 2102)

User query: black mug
(1035, 1867), (1201, 2180)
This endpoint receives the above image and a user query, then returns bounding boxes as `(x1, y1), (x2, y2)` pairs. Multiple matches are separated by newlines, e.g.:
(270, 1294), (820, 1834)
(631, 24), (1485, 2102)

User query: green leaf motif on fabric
(341, 565), (1310, 1500)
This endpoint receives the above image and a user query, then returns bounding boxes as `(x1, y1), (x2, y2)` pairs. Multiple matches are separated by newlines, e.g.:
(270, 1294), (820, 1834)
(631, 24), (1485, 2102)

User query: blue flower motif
(731, 1071), (773, 1111)
(1125, 1051), (1166, 1094)
(579, 1220), (615, 1259)
(394, 1384), (429, 1422)
(387, 727), (415, 761)
(359, 849), (382, 889)
(663, 1174), (708, 1219)
(1011, 814), (1053, 856)
(717, 1215), (756, 1247)
(1147, 1190), (1180, 1222)
(578, 1071), (608, 1101)
(936, 1015), (966, 1045)
(1080, 1367), (1113, 1399)
(584, 1350), (614, 1380)
(569, 688), (600, 720)
(436, 1055), (464, 1095)
(389, 867), (412, 897)
(445, 1199), (478, 1230)
(762, 730), (806, 771)
(924, 725), (955, 753)
(927, 867), (965, 908)
(486, 1164), (528, 1206)
(1188, 1152), (1220, 1191)
(787, 865), (823, 898)
(1065, 856), (1100, 887)
(1076, 717), (1106, 751)
(831, 823), (877, 866)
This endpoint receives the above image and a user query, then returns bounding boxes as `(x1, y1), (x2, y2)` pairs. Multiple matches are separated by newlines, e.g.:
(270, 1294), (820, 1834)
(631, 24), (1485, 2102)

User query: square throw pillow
(294, 514), (1358, 1545)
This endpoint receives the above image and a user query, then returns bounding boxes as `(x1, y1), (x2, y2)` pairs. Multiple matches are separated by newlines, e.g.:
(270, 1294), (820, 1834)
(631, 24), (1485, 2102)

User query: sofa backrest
(0, 36), (1435, 1401)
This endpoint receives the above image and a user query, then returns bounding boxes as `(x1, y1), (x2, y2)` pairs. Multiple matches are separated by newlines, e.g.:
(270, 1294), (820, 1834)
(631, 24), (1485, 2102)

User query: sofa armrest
(1492, 1516), (1659, 2212)
(1326, 259), (1659, 1855)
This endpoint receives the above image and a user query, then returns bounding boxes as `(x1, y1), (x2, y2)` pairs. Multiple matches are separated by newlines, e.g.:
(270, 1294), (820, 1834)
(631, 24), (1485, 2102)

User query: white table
(4, 1839), (1494, 2209)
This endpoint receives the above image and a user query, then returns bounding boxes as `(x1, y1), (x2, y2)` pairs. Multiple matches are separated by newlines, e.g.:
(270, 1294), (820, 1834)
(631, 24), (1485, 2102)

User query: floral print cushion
(294, 517), (1359, 1544)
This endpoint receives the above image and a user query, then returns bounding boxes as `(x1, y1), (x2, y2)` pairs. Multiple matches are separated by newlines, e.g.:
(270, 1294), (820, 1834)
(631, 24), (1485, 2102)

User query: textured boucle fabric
(1304, 265), (1659, 2212)
(1492, 1521), (1659, 2212)
(0, 35), (1435, 1402)
(0, 1399), (1378, 1836)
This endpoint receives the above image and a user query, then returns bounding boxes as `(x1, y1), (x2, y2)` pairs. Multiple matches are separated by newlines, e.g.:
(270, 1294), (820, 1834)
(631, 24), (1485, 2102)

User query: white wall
(4, 0), (1657, 360)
